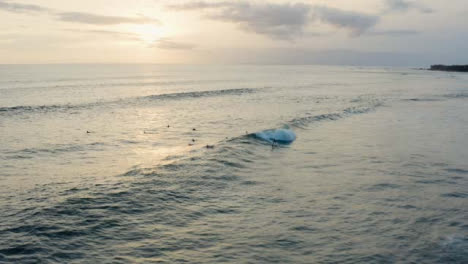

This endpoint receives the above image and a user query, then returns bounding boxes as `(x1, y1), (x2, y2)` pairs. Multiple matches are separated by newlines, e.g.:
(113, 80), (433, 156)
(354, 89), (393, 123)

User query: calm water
(0, 65), (467, 263)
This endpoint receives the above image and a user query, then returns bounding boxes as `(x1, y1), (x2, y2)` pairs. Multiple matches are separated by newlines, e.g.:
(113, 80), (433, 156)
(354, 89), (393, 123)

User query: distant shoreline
(429, 64), (468, 72)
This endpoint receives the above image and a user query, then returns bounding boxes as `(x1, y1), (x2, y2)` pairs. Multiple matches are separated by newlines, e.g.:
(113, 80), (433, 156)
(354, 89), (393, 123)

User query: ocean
(0, 64), (467, 263)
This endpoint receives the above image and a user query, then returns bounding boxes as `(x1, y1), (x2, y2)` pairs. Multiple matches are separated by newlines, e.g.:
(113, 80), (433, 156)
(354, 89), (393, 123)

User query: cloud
(167, 1), (230, 10)
(57, 12), (159, 25)
(313, 6), (379, 36)
(0, 1), (160, 26)
(366, 29), (420, 36)
(168, 2), (311, 40)
(65, 29), (142, 41)
(169, 1), (381, 39)
(384, 0), (433, 13)
(0, 0), (49, 13)
(154, 38), (196, 50)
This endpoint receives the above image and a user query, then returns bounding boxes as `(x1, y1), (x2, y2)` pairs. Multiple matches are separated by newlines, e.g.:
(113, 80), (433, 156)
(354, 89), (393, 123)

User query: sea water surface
(0, 64), (467, 263)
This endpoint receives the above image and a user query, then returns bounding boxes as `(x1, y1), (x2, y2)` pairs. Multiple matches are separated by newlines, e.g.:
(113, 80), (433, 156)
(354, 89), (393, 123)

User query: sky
(0, 0), (467, 66)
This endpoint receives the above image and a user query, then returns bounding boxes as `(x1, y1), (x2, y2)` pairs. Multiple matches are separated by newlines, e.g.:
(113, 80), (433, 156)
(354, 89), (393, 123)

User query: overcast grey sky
(0, 0), (467, 65)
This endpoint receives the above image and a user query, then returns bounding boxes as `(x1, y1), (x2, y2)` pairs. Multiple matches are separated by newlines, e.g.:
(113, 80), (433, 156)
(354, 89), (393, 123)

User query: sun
(131, 24), (165, 44)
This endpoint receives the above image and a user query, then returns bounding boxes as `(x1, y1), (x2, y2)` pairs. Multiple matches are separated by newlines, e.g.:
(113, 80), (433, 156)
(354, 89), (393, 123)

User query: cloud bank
(1, 0), (421, 40)
(0, 1), (159, 25)
(366, 29), (420, 36)
(57, 12), (158, 25)
(313, 6), (379, 36)
(169, 1), (383, 39)
(169, 2), (310, 40)
(385, 0), (433, 13)
(66, 29), (142, 41)
(0, 0), (48, 13)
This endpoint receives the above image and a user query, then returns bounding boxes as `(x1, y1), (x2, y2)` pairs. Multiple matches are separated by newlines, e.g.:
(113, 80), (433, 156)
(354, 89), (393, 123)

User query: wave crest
(0, 88), (257, 116)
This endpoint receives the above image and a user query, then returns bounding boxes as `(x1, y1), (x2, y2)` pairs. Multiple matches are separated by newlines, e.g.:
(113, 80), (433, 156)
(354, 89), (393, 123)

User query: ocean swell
(0, 88), (257, 117)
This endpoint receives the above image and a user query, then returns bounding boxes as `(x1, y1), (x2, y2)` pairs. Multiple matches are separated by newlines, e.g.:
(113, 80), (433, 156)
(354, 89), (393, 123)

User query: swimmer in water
(272, 139), (278, 149)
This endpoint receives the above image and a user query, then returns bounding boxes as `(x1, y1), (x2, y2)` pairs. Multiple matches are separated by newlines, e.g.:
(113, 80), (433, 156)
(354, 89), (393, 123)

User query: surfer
(272, 139), (278, 149)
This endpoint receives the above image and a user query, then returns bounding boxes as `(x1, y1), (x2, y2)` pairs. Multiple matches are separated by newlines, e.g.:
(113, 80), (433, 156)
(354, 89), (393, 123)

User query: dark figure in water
(272, 139), (278, 149)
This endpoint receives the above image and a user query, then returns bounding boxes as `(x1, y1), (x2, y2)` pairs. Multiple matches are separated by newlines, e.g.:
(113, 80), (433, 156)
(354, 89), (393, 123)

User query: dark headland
(429, 64), (468, 72)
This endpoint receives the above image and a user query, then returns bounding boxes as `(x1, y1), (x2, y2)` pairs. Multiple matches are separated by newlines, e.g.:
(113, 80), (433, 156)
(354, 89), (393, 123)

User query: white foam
(254, 128), (296, 144)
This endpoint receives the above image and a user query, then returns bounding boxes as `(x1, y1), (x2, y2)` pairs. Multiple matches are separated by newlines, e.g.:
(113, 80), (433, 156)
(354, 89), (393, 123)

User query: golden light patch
(131, 24), (165, 44)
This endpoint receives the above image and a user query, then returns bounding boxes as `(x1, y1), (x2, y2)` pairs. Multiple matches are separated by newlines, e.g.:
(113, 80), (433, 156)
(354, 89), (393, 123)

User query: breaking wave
(289, 102), (383, 128)
(0, 88), (256, 116)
